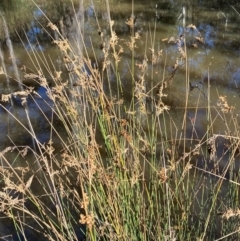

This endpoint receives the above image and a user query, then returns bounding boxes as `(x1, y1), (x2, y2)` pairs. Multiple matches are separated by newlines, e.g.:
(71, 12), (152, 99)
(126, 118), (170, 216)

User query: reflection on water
(1, 0), (240, 239)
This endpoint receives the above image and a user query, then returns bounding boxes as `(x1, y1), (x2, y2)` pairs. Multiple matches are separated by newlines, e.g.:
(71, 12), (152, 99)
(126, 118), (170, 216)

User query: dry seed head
(158, 167), (168, 183)
(181, 163), (193, 178)
(134, 81), (146, 100)
(222, 208), (240, 220)
(125, 36), (137, 50)
(54, 71), (62, 81)
(157, 83), (168, 98)
(109, 31), (119, 47)
(135, 32), (140, 39)
(125, 16), (135, 28)
(217, 95), (235, 113)
(21, 97), (27, 106)
(162, 38), (169, 42)
(20, 65), (26, 72)
(149, 47), (155, 54)
(130, 170), (142, 187)
(24, 73), (39, 79)
(53, 39), (71, 54)
(79, 213), (95, 229)
(187, 24), (197, 30)
(1, 94), (11, 102)
(99, 221), (113, 237)
(57, 181), (66, 198)
(25, 174), (34, 190)
(112, 50), (122, 63)
(0, 166), (11, 178)
(47, 22), (59, 32)
(185, 163), (193, 172)
(4, 177), (26, 194)
(168, 37), (176, 43)
(80, 192), (89, 209)
(178, 46), (186, 59)
(192, 43), (198, 48)
(168, 159), (177, 172)
(173, 57), (179, 70)
(156, 102), (170, 116)
(158, 49), (163, 56)
(45, 143), (55, 155)
(166, 148), (172, 156)
(195, 36), (204, 44)
(151, 52), (159, 65)
(110, 20), (114, 28)
(135, 58), (148, 72)
(13, 166), (30, 173)
(102, 60), (110, 71)
(152, 49), (161, 64)
(13, 90), (31, 98)
(120, 119), (127, 127)
(0, 146), (16, 156)
(0, 191), (24, 213)
(139, 103), (147, 115)
(87, 146), (97, 176)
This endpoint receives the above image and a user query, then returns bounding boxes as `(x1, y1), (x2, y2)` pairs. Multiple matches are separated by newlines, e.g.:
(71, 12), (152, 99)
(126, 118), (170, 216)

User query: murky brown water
(1, 0), (240, 239)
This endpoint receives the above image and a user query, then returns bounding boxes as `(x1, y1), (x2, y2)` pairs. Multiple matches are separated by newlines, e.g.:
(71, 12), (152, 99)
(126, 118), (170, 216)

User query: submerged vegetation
(1, 0), (240, 240)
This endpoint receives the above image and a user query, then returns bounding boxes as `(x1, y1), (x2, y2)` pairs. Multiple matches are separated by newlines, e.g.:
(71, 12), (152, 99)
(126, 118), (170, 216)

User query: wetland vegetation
(1, 0), (240, 240)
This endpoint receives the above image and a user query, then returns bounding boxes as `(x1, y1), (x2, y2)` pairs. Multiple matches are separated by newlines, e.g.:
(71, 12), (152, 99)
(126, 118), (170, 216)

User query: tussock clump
(0, 1), (240, 241)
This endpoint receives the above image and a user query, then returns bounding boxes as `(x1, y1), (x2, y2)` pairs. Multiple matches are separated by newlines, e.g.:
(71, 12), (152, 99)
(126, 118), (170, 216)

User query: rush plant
(0, 1), (240, 240)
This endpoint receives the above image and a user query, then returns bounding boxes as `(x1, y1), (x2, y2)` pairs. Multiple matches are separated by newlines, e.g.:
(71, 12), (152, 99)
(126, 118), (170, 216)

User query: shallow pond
(1, 0), (240, 240)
